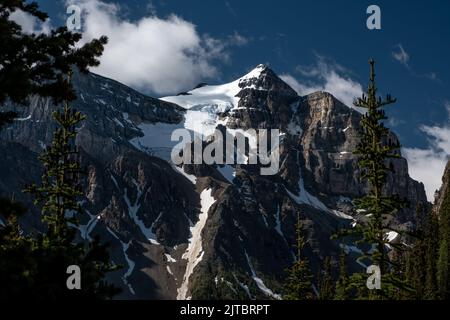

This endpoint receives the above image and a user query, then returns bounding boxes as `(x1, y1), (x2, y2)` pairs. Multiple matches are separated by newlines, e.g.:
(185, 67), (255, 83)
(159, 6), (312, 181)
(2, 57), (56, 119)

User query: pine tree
(404, 204), (443, 300)
(334, 251), (350, 300)
(402, 203), (440, 300)
(336, 60), (408, 299)
(423, 212), (439, 299)
(318, 256), (334, 300)
(0, 0), (107, 128)
(283, 212), (314, 300)
(405, 239), (425, 299)
(17, 72), (121, 299)
(437, 239), (448, 298)
(0, 1), (118, 299)
(436, 166), (450, 299)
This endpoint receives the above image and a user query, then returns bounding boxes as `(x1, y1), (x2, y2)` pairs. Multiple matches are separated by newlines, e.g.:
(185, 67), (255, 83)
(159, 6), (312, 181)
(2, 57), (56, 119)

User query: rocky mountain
(0, 64), (428, 299)
(434, 160), (450, 215)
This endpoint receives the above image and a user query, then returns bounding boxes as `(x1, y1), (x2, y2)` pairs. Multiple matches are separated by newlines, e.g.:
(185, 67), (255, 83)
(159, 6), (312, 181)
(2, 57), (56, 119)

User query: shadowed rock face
(434, 160), (450, 215)
(0, 65), (428, 299)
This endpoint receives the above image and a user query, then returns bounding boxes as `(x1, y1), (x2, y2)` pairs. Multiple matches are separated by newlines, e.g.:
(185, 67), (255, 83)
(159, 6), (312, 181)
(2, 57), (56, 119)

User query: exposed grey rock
(0, 65), (428, 300)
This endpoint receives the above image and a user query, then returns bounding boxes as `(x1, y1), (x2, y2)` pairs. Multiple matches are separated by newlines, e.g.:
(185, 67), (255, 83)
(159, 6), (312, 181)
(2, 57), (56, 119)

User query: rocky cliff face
(434, 160), (450, 215)
(0, 65), (428, 299)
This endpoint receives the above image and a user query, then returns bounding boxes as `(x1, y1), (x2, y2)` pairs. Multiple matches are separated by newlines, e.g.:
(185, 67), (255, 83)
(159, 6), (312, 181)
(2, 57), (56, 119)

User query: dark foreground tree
(283, 212), (314, 300)
(0, 0), (118, 299)
(335, 60), (410, 299)
(0, 0), (107, 128)
(22, 74), (120, 298)
(318, 256), (334, 300)
(0, 73), (120, 299)
(334, 251), (350, 300)
(436, 163), (450, 299)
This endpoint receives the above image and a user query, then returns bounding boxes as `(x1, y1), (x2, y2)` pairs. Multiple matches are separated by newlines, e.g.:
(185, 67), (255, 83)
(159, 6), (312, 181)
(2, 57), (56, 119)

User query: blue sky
(30, 0), (450, 198)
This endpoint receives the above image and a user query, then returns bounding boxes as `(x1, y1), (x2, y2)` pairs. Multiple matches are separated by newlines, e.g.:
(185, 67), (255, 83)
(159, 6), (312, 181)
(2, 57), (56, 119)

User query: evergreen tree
(423, 212), (439, 299)
(9, 72), (120, 299)
(318, 256), (334, 300)
(334, 251), (350, 300)
(437, 239), (448, 298)
(404, 204), (442, 300)
(336, 60), (408, 299)
(0, 0), (107, 128)
(436, 167), (450, 299)
(283, 212), (314, 300)
(0, 1), (118, 299)
(405, 239), (425, 299)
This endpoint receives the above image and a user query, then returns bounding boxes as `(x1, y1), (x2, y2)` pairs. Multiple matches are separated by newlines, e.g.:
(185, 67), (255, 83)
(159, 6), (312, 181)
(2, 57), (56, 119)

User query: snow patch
(173, 165), (197, 185)
(113, 118), (124, 128)
(165, 253), (177, 263)
(331, 210), (354, 220)
(385, 231), (399, 242)
(177, 188), (216, 300)
(158, 65), (268, 154)
(274, 205), (296, 260)
(244, 251), (281, 300)
(214, 277), (238, 294)
(130, 121), (182, 161)
(217, 164), (236, 184)
(15, 114), (32, 121)
(161, 65), (267, 111)
(274, 205), (283, 237)
(166, 266), (174, 276)
(232, 274), (253, 299)
(38, 140), (46, 150)
(183, 106), (229, 138)
(78, 210), (100, 241)
(106, 227), (135, 295)
(285, 181), (329, 212)
(285, 153), (330, 212)
(123, 181), (159, 245)
(122, 112), (133, 125)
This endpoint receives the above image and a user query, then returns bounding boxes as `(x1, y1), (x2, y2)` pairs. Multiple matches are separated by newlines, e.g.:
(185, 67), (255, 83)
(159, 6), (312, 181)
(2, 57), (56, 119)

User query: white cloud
(280, 57), (363, 110)
(279, 74), (321, 97)
(69, 0), (233, 95)
(392, 44), (410, 68)
(391, 44), (440, 82)
(228, 31), (248, 46)
(403, 102), (450, 201)
(9, 9), (52, 34)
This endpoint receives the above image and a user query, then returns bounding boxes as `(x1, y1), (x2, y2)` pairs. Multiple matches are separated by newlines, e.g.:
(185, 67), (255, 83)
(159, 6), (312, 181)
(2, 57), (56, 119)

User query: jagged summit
(160, 64), (296, 110)
(240, 63), (268, 79)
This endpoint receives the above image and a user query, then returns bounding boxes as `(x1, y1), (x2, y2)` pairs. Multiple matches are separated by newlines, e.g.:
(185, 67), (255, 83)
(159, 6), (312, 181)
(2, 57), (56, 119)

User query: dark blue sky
(36, 0), (450, 151)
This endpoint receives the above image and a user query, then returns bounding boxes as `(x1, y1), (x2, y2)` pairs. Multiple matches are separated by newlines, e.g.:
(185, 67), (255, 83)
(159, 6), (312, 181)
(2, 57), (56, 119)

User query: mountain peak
(238, 64), (269, 82)
(237, 64), (297, 98)
(161, 63), (296, 110)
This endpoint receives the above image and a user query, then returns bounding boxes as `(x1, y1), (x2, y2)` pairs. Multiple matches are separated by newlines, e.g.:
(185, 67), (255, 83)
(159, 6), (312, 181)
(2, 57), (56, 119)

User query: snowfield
(177, 188), (216, 300)
(161, 64), (267, 110)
